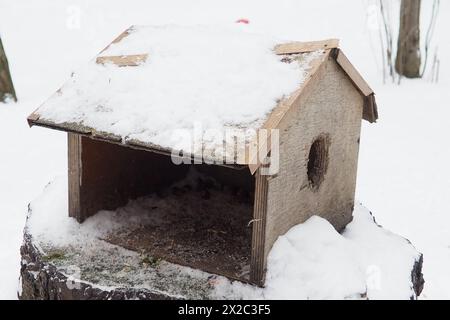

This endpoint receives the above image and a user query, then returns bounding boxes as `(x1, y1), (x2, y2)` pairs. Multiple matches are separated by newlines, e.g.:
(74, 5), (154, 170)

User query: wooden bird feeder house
(27, 25), (377, 286)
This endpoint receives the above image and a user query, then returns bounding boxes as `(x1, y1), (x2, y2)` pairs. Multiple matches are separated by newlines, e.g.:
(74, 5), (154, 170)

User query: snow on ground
(1, 0), (449, 299)
(357, 82), (450, 299)
(27, 176), (420, 300)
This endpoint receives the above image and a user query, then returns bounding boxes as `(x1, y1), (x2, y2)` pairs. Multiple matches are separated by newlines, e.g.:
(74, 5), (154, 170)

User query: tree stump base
(19, 225), (222, 300)
(20, 234), (191, 300)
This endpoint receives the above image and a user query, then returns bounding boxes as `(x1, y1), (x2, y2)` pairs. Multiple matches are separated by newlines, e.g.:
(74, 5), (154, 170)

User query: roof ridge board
(274, 39), (340, 55)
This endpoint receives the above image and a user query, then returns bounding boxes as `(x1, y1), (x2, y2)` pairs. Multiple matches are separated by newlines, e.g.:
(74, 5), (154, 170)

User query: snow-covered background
(0, 0), (449, 299)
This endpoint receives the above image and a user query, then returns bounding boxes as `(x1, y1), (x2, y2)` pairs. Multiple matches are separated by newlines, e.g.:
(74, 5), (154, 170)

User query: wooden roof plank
(274, 39), (339, 55)
(334, 49), (373, 96)
(96, 54), (148, 67)
(27, 115), (246, 170)
(99, 26), (135, 54)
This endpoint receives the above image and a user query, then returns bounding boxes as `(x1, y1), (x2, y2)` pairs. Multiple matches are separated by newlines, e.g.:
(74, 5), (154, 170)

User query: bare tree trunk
(395, 0), (422, 78)
(0, 36), (17, 102)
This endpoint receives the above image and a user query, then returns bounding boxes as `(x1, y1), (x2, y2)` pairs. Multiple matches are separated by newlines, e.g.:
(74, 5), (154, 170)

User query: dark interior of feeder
(81, 137), (255, 282)
(307, 134), (330, 190)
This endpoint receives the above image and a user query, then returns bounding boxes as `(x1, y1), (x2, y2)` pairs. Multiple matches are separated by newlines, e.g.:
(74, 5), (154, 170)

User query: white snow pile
(27, 176), (136, 248)
(28, 176), (421, 300)
(35, 24), (323, 154)
(216, 206), (421, 300)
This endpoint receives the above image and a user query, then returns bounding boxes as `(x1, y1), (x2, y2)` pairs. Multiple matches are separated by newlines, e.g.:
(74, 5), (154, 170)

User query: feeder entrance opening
(307, 135), (330, 190)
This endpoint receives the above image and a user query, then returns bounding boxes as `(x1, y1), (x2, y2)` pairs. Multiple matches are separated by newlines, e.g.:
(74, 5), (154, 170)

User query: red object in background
(236, 18), (249, 24)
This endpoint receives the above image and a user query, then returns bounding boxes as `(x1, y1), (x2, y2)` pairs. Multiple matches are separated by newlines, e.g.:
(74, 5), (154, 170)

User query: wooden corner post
(68, 133), (83, 222)
(250, 169), (269, 286)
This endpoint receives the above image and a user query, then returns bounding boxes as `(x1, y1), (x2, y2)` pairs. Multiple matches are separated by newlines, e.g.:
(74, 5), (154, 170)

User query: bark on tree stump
(411, 254), (425, 298)
(19, 234), (174, 300)
(0, 37), (17, 102)
(19, 217), (219, 300)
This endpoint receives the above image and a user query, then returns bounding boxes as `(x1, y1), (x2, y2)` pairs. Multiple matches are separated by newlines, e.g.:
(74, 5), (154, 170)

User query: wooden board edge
(274, 39), (339, 55)
(249, 169), (269, 286)
(26, 112), (40, 127)
(363, 93), (379, 123)
(332, 48), (378, 122)
(333, 49), (373, 97)
(30, 117), (246, 170)
(371, 94), (379, 121)
(99, 25), (135, 54)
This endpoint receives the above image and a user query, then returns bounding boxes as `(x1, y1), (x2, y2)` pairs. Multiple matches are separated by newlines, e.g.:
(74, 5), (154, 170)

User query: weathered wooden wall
(261, 57), (364, 274)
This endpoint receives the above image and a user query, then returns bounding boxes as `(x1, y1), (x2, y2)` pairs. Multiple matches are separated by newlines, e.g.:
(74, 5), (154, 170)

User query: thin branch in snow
(378, 0), (396, 83)
(421, 0), (440, 77)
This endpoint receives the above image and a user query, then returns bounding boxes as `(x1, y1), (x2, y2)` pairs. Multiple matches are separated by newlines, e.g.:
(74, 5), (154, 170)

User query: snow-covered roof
(27, 25), (376, 171)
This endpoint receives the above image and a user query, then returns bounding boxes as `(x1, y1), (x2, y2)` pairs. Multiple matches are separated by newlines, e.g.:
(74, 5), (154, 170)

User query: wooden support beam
(250, 169), (269, 286)
(68, 133), (82, 221)
(274, 39), (339, 55)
